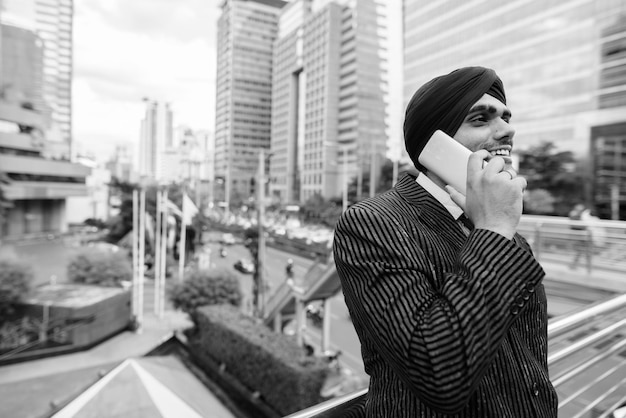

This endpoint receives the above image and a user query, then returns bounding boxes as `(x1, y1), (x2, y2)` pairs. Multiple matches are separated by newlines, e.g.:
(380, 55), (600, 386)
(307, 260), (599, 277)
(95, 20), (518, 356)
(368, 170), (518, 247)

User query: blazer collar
(395, 173), (432, 212)
(395, 173), (462, 231)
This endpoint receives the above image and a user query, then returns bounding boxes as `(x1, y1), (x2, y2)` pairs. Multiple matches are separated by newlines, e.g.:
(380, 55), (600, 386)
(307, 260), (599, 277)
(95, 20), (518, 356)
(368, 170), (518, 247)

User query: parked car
(221, 233), (236, 246)
(234, 259), (254, 274)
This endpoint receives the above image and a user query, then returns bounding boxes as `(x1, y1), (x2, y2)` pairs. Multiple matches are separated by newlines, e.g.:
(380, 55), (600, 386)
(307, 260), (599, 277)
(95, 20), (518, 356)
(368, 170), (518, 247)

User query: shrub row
(190, 304), (328, 416)
(67, 248), (132, 287)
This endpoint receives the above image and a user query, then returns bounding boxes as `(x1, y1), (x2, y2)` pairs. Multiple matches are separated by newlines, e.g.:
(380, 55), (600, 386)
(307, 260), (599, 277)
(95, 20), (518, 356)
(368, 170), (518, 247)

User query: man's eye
(471, 115), (487, 123)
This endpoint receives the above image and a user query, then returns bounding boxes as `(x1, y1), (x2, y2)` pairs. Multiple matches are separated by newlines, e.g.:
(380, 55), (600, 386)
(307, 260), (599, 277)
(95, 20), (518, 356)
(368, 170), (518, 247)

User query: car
(234, 259), (254, 274)
(221, 233), (236, 246)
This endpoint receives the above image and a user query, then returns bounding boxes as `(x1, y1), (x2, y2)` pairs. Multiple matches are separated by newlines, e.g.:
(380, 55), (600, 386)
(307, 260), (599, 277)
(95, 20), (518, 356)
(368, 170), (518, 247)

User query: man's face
(453, 93), (515, 167)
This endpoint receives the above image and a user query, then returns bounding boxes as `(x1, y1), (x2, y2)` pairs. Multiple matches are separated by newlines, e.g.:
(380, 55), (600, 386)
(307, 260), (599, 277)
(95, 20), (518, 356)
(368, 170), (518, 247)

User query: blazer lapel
(395, 174), (467, 243)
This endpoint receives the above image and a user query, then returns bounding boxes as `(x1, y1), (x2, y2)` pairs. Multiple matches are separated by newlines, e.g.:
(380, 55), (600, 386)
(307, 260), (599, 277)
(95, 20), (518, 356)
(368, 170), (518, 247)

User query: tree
(347, 158), (408, 203)
(169, 267), (242, 322)
(517, 141), (585, 216)
(67, 247), (132, 287)
(523, 189), (556, 215)
(106, 178), (185, 246)
(0, 257), (33, 323)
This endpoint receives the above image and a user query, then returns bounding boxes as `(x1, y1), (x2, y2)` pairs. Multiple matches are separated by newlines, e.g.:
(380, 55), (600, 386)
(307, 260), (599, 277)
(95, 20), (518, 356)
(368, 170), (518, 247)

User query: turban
(404, 66), (506, 171)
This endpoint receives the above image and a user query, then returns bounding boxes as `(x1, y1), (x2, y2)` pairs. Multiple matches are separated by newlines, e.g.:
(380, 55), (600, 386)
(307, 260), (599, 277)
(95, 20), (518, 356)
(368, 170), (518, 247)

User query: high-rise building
(0, 7), (89, 239)
(403, 0), (626, 218)
(0, 24), (45, 109)
(592, 15), (626, 219)
(1, 0), (74, 157)
(269, 0), (389, 205)
(214, 0), (287, 208)
(139, 100), (173, 181)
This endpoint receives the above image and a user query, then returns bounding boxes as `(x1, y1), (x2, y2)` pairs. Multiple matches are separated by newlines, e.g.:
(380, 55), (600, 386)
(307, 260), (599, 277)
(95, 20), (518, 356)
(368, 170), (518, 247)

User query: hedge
(190, 304), (328, 416)
(67, 247), (132, 287)
(169, 268), (242, 320)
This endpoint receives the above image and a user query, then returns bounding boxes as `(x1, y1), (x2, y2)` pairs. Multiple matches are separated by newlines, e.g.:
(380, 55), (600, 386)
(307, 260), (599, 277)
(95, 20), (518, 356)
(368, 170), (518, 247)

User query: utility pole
(342, 148), (348, 212)
(256, 151), (266, 317)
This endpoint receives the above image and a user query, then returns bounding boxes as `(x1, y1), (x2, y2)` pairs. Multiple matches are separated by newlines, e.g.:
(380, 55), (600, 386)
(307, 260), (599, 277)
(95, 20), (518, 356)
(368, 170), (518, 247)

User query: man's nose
(494, 118), (515, 141)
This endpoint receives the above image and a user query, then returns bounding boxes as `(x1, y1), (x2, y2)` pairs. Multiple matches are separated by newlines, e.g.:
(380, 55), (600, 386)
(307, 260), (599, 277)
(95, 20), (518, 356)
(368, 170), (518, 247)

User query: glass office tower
(403, 0), (626, 219)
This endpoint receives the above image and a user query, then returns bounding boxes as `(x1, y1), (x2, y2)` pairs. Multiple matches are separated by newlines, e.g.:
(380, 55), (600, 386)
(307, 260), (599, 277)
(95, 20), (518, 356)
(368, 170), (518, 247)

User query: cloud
(72, 0), (219, 160)
(76, 0), (218, 44)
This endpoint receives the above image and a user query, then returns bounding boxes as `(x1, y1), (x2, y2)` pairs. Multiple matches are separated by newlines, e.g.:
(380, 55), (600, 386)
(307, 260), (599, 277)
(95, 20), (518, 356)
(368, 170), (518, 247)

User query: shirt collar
(416, 172), (464, 220)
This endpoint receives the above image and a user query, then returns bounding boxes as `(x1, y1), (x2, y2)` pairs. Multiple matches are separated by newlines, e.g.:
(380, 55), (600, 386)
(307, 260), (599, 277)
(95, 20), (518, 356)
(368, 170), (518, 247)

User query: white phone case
(418, 130), (471, 195)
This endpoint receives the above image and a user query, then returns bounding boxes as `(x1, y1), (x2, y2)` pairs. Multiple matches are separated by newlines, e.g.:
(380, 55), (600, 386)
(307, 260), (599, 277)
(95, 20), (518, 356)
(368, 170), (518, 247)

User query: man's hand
(446, 150), (526, 240)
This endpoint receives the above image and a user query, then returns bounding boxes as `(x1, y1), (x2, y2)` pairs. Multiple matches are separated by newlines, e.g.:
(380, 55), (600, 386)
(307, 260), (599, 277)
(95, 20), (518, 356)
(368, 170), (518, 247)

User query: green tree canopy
(169, 267), (242, 323)
(517, 141), (585, 216)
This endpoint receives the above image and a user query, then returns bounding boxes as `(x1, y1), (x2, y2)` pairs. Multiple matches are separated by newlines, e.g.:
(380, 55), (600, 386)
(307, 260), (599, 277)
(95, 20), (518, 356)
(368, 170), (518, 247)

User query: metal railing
(517, 215), (626, 274)
(286, 270), (626, 418)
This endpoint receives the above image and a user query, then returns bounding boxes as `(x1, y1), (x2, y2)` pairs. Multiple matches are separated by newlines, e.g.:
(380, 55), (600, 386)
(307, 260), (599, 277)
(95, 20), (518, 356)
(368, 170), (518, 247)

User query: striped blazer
(333, 174), (558, 417)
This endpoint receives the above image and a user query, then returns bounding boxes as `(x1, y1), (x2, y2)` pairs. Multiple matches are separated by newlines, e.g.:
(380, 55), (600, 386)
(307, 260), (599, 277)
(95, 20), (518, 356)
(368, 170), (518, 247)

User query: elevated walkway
(263, 255), (342, 329)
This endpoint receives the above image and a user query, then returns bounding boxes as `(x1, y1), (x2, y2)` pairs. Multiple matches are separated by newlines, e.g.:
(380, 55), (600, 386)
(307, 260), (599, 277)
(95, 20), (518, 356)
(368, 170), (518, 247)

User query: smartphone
(418, 130), (471, 195)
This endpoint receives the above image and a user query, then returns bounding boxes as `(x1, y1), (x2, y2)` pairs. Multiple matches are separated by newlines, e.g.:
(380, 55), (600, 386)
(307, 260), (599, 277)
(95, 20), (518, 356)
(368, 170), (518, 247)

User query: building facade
(1, 0), (74, 157)
(138, 100), (173, 181)
(403, 0), (626, 219)
(0, 11), (88, 239)
(214, 0), (287, 208)
(269, 0), (389, 205)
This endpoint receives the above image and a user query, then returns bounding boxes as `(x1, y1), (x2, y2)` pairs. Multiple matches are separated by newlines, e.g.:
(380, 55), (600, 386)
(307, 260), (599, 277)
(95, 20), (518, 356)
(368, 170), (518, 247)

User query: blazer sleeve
(333, 205), (545, 414)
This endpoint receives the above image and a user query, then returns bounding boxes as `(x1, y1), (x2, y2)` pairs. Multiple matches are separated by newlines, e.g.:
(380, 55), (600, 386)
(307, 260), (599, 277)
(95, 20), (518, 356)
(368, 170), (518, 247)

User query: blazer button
(511, 306), (520, 315)
(526, 283), (536, 293)
(532, 382), (539, 396)
(523, 292), (530, 301)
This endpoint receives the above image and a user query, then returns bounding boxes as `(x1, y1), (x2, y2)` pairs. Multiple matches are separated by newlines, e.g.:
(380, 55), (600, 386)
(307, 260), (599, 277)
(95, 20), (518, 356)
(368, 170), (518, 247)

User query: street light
(256, 150), (273, 317)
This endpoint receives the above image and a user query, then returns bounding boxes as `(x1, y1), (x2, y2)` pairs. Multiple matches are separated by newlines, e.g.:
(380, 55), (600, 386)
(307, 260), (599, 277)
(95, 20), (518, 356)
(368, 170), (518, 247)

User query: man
(568, 203), (592, 270)
(333, 67), (558, 416)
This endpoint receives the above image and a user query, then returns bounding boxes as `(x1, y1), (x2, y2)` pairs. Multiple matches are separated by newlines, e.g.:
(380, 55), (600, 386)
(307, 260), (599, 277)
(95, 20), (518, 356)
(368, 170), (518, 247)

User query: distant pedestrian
(569, 203), (591, 269)
(285, 258), (294, 279)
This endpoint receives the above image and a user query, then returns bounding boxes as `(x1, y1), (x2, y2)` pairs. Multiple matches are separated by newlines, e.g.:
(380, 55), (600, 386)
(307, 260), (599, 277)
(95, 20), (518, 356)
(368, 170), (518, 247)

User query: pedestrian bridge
(263, 215), (626, 417)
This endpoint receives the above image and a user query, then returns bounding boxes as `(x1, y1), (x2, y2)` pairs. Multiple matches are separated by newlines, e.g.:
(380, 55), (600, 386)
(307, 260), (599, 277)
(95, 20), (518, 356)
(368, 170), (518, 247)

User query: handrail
(551, 338), (626, 387)
(558, 361), (626, 406)
(547, 318), (626, 365)
(284, 388), (367, 418)
(547, 293), (626, 338)
(288, 291), (626, 417)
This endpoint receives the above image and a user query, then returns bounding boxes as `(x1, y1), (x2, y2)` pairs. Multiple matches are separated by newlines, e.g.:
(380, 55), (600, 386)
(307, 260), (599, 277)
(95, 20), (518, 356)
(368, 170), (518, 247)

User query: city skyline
(3, 0), (403, 163)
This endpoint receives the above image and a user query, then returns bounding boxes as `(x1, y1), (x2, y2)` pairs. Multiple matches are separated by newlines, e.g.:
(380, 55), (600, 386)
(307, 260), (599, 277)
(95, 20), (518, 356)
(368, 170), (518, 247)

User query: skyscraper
(403, 0), (626, 219)
(139, 100), (173, 181)
(1, 4), (89, 238)
(269, 0), (389, 205)
(214, 0), (287, 208)
(0, 24), (44, 109)
(1, 0), (74, 156)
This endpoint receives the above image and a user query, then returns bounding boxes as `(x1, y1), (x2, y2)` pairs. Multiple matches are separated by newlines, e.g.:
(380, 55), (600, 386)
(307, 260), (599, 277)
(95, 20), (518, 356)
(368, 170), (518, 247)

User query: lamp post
(256, 150), (273, 317)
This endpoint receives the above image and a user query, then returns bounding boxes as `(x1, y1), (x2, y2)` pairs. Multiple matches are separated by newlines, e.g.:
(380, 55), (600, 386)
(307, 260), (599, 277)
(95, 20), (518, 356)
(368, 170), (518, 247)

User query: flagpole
(154, 189), (162, 315)
(178, 194), (187, 282)
(160, 191), (168, 317)
(132, 190), (138, 322)
(138, 189), (146, 332)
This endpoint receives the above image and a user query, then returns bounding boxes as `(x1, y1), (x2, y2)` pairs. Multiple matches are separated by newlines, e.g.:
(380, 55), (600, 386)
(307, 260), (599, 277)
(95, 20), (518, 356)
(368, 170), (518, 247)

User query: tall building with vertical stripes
(139, 100), (173, 181)
(214, 0), (286, 207)
(269, 0), (389, 205)
(1, 0), (73, 157)
(403, 0), (626, 219)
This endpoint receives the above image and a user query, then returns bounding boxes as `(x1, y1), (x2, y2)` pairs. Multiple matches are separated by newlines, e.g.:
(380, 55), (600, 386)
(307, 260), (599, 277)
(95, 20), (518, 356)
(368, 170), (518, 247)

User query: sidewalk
(0, 310), (192, 385)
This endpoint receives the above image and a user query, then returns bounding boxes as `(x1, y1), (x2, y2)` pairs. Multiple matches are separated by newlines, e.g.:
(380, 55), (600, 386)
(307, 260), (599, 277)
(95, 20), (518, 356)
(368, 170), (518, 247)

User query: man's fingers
(445, 185), (466, 211)
(468, 150), (490, 174)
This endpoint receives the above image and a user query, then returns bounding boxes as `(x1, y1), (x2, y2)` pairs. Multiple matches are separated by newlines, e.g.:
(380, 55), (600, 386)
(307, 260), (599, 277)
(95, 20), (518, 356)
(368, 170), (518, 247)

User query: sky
(71, 0), (221, 161)
(4, 0), (402, 163)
